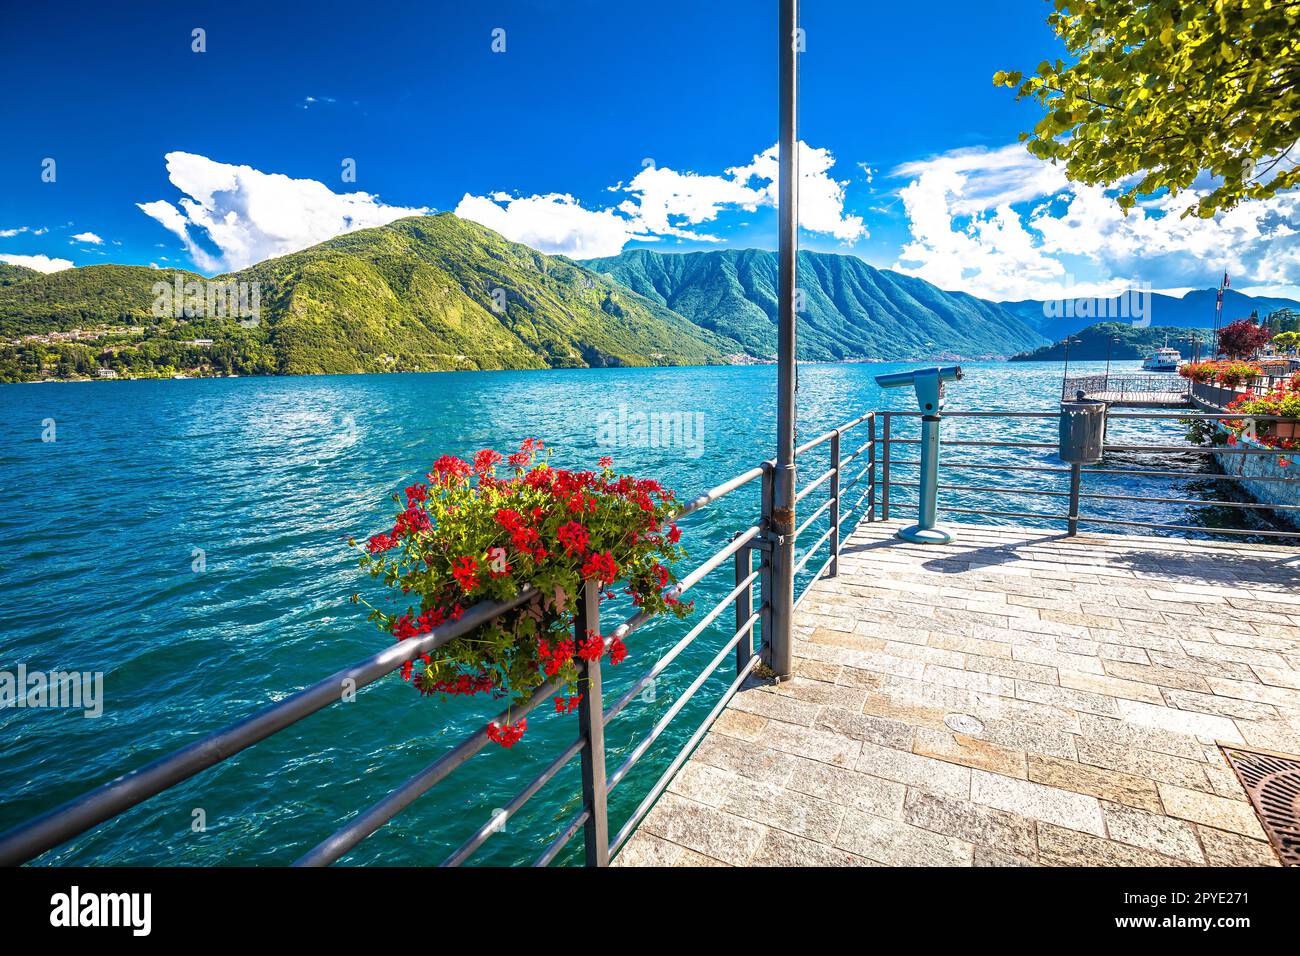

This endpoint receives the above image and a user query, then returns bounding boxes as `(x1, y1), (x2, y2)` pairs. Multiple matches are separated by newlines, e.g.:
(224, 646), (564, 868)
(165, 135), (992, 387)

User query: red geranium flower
(428, 455), (472, 485)
(486, 717), (527, 748)
(556, 521), (590, 556)
(581, 551), (618, 584)
(474, 448), (503, 475)
(577, 630), (604, 661)
(537, 637), (576, 676)
(452, 556), (479, 592)
(367, 532), (396, 554)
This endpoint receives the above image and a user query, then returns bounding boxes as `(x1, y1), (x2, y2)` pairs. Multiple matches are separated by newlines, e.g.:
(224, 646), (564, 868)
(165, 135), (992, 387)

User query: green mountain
(0, 263), (41, 287)
(0, 214), (728, 381)
(1008, 322), (1211, 361)
(582, 248), (1047, 360)
(1001, 288), (1300, 341)
(0, 263), (205, 336)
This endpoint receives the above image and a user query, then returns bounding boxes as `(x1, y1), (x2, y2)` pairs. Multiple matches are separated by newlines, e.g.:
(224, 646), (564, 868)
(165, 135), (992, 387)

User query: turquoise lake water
(0, 359), (1288, 865)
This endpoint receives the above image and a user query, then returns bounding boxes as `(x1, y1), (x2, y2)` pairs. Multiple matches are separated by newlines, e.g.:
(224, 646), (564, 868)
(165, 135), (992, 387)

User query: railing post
(575, 580), (609, 866)
(881, 413), (891, 521)
(735, 537), (754, 676)
(1067, 462), (1081, 536)
(829, 429), (841, 576)
(867, 414), (877, 522)
(759, 463), (774, 668)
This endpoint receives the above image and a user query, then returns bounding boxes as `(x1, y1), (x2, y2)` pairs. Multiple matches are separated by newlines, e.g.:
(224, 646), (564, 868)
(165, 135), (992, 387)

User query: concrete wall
(1212, 432), (1300, 530)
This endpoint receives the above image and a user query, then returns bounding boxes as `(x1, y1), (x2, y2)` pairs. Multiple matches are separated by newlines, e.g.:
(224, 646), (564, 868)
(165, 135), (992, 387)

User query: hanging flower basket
(352, 440), (693, 747)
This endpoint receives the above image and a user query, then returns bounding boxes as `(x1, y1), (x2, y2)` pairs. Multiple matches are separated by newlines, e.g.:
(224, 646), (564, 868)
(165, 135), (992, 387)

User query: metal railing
(1191, 374), (1297, 410)
(0, 412), (877, 868)
(878, 409), (1300, 541)
(1062, 373), (1191, 401)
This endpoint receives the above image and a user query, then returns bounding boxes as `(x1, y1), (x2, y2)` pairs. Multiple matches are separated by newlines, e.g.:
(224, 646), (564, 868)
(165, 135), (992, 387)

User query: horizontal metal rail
(602, 570), (761, 727)
(605, 616), (757, 792)
(887, 438), (1061, 449)
(441, 736), (586, 867)
(0, 586), (541, 867)
(794, 412), (872, 456)
(794, 526), (835, 576)
(1104, 443), (1291, 456)
(608, 653), (760, 859)
(794, 493), (836, 537)
(944, 505), (1070, 522)
(1078, 516), (1300, 539)
(675, 465), (766, 518)
(295, 671), (568, 866)
(795, 464), (836, 503)
(1082, 466), (1300, 485)
(534, 806), (589, 867)
(878, 406), (1300, 545)
(891, 459), (1071, 476)
(886, 480), (1069, 499)
(1080, 490), (1300, 511)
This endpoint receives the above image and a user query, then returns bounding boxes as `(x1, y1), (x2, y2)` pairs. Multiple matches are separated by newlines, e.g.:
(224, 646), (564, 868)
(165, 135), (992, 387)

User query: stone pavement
(617, 521), (1300, 866)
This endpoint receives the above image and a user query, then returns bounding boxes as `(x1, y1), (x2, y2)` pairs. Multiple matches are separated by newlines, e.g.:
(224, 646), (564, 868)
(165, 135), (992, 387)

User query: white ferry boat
(1141, 346), (1182, 372)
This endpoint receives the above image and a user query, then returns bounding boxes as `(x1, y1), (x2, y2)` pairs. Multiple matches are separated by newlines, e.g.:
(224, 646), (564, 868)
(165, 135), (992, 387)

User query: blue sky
(2, 1), (1297, 300)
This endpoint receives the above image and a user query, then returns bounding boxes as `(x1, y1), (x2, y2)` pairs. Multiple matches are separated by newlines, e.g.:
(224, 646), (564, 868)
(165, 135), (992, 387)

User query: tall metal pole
(769, 0), (799, 681)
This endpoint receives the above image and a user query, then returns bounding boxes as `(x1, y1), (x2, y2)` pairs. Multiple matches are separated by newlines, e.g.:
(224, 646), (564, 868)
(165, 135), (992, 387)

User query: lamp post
(768, 0), (799, 681)
(1104, 335), (1119, 380)
(1061, 336), (1081, 397)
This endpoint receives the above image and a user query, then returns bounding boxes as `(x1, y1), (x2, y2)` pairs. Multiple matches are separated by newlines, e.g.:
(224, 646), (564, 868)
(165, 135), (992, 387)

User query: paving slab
(620, 521), (1296, 866)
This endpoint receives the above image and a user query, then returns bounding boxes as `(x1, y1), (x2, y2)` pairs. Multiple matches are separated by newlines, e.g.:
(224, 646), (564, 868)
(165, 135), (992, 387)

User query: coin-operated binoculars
(874, 366), (963, 544)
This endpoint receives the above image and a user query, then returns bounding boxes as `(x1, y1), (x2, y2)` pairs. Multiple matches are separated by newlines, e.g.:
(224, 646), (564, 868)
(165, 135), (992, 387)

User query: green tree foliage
(995, 0), (1300, 218)
(1008, 320), (1209, 361)
(1267, 307), (1300, 333)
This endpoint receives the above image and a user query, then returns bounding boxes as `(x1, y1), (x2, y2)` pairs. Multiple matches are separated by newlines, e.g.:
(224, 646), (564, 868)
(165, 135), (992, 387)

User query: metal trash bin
(1059, 396), (1107, 465)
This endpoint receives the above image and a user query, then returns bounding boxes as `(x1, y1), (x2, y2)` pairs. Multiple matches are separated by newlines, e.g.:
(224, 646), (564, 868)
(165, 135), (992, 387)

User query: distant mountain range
(2, 212), (1296, 383)
(582, 248), (1045, 361)
(1001, 288), (1300, 341)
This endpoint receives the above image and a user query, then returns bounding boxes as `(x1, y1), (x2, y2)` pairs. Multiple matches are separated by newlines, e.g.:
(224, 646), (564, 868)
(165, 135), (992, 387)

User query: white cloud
(0, 253), (74, 273)
(891, 144), (1300, 300)
(727, 143), (867, 242)
(454, 192), (650, 259)
(456, 140), (866, 258)
(137, 151), (429, 272)
(71, 231), (103, 244)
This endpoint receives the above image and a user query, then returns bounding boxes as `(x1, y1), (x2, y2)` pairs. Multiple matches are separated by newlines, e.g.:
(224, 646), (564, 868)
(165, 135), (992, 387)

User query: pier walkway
(1062, 373), (1191, 408)
(618, 520), (1299, 867)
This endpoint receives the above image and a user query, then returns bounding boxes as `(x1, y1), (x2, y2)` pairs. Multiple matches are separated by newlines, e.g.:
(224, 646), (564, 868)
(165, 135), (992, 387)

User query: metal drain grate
(1222, 746), (1300, 866)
